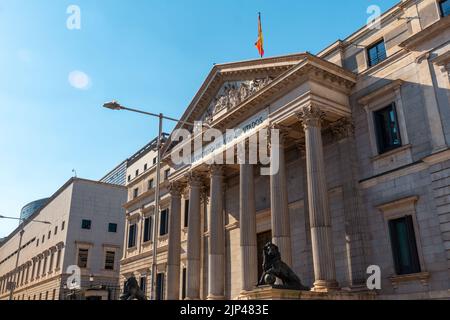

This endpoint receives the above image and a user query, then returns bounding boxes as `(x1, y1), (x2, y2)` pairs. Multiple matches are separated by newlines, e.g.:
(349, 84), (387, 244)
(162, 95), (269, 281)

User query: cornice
(400, 16), (450, 50)
(358, 79), (404, 105)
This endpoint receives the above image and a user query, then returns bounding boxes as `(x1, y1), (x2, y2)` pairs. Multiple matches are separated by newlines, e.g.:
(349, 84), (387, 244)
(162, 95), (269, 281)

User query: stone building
(120, 0), (450, 299)
(0, 178), (126, 300)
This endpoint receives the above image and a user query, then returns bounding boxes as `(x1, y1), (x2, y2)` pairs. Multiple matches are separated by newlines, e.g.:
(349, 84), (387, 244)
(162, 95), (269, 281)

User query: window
(52, 289), (56, 300)
(164, 169), (170, 180)
(140, 276), (147, 295)
(135, 169), (139, 177)
(77, 249), (89, 268)
(133, 188), (139, 199)
(367, 39), (387, 67)
(54, 226), (58, 236)
(82, 219), (92, 230)
(36, 239), (39, 247)
(389, 216), (421, 275)
(128, 175), (131, 182)
(128, 224), (137, 248)
(440, 0), (450, 17)
(42, 235), (45, 244)
(148, 179), (154, 190)
(49, 252), (54, 272)
(61, 221), (65, 231)
(184, 200), (189, 228)
(156, 273), (165, 300)
(374, 103), (402, 154)
(48, 231), (51, 239)
(160, 209), (169, 236)
(144, 164), (148, 171)
(153, 157), (157, 165)
(143, 217), (153, 242)
(108, 223), (118, 233)
(104, 251), (115, 270)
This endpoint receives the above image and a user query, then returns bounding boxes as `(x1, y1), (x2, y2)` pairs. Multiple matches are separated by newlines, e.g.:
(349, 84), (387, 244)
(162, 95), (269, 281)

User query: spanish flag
(255, 12), (264, 58)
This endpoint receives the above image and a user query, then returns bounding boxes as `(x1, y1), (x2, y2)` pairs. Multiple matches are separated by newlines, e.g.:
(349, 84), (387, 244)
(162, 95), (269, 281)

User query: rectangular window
(160, 209), (169, 236)
(128, 224), (137, 248)
(144, 164), (148, 171)
(153, 157), (157, 165)
(156, 273), (165, 300)
(367, 39), (387, 67)
(108, 223), (118, 233)
(143, 217), (152, 242)
(133, 188), (139, 199)
(42, 235), (45, 244)
(54, 226), (58, 236)
(61, 221), (65, 231)
(128, 175), (131, 182)
(140, 276), (147, 295)
(440, 0), (450, 17)
(374, 103), (402, 154)
(184, 200), (189, 228)
(389, 216), (421, 275)
(164, 169), (170, 180)
(36, 239), (39, 247)
(48, 231), (51, 239)
(77, 249), (89, 269)
(135, 169), (139, 177)
(81, 219), (92, 230)
(104, 251), (115, 270)
(148, 179), (154, 190)
(49, 252), (54, 272)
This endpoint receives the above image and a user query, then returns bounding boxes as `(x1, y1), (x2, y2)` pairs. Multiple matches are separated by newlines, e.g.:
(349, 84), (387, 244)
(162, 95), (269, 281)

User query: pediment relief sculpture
(201, 76), (273, 123)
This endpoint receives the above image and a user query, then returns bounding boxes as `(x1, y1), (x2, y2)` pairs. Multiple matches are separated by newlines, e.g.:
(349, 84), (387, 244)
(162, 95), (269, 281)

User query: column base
(207, 294), (226, 300)
(236, 286), (375, 300)
(312, 280), (340, 293)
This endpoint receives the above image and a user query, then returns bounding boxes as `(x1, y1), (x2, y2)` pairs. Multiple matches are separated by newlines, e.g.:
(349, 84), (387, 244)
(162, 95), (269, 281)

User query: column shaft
(240, 163), (258, 292)
(298, 105), (339, 292)
(207, 165), (225, 299)
(185, 174), (203, 299)
(166, 183), (183, 300)
(270, 127), (292, 266)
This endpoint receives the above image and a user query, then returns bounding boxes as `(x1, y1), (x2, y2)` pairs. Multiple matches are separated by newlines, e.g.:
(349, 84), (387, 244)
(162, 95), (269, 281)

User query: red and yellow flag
(255, 13), (264, 58)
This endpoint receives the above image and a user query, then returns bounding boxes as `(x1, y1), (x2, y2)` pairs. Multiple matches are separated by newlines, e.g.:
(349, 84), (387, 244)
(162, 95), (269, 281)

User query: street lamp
(0, 215), (51, 300)
(102, 100), (208, 300)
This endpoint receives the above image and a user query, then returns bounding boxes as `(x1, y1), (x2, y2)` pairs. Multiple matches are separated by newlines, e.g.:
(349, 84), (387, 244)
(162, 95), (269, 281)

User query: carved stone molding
(296, 105), (325, 129)
(186, 172), (204, 188)
(209, 164), (224, 178)
(329, 118), (355, 141)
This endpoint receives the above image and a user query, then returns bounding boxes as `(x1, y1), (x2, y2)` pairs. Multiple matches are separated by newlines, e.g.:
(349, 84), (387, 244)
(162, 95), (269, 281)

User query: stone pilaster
(297, 105), (339, 292)
(166, 182), (184, 300)
(331, 118), (368, 289)
(240, 163), (258, 292)
(269, 124), (292, 266)
(207, 165), (225, 300)
(185, 172), (203, 300)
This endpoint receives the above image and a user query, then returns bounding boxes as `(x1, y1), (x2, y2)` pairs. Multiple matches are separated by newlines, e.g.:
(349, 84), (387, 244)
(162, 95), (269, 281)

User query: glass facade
(20, 198), (50, 223)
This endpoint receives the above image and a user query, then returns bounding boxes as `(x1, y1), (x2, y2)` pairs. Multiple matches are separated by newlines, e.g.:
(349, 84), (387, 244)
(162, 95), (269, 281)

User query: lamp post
(103, 100), (207, 300)
(0, 215), (51, 300)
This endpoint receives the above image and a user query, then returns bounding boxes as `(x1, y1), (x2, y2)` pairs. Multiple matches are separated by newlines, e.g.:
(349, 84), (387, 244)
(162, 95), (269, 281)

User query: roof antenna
(72, 169), (77, 178)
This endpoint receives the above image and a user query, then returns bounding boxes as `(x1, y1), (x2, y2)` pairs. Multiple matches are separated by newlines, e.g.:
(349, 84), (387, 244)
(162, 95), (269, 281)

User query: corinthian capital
(186, 171), (203, 188)
(209, 164), (224, 178)
(330, 117), (355, 141)
(296, 104), (325, 129)
(169, 181), (184, 197)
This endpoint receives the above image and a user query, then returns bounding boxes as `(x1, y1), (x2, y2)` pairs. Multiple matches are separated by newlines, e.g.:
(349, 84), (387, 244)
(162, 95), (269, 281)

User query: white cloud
(68, 70), (91, 90)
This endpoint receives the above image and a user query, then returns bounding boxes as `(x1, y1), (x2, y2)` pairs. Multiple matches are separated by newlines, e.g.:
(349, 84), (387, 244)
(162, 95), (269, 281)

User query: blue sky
(0, 0), (398, 237)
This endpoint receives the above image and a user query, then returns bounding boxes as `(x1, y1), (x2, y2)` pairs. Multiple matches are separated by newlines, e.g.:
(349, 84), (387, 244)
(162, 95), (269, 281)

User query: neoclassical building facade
(120, 0), (450, 299)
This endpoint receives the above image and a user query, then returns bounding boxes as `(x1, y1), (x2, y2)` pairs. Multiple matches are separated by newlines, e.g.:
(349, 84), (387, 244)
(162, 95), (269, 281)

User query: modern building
(100, 160), (128, 186)
(20, 198), (50, 223)
(120, 0), (450, 300)
(0, 178), (126, 300)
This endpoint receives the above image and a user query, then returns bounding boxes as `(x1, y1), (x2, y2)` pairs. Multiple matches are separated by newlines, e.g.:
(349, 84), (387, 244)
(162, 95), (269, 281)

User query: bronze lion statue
(119, 275), (147, 300)
(258, 242), (309, 291)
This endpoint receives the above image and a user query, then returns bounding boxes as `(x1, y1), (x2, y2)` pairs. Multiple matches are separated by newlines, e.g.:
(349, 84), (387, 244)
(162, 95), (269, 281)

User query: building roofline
(0, 178), (125, 246)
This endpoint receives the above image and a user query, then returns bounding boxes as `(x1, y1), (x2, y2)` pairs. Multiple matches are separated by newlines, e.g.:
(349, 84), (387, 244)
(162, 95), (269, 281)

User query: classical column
(297, 105), (339, 292)
(269, 124), (292, 266)
(166, 182), (183, 300)
(240, 163), (258, 292)
(207, 165), (225, 300)
(185, 173), (203, 300)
